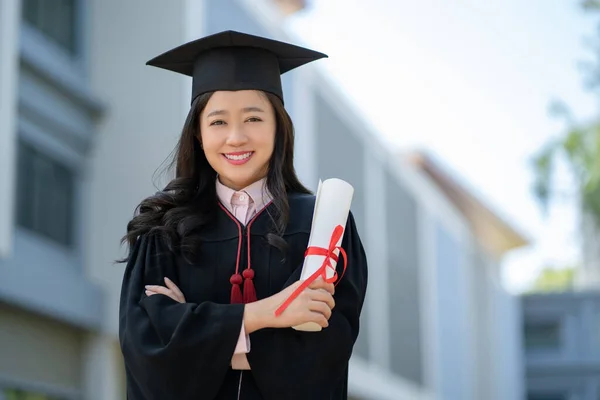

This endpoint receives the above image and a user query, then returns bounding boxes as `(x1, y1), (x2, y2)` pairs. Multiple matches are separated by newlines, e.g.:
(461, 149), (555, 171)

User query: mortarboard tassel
(230, 273), (243, 304)
(242, 268), (257, 303)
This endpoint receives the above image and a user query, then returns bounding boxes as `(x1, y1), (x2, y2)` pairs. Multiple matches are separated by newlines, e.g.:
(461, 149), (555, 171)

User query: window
(22, 0), (78, 55)
(16, 140), (75, 247)
(4, 388), (66, 400)
(524, 320), (562, 351)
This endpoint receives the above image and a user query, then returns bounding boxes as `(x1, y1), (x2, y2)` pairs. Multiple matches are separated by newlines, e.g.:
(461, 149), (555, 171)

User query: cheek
(258, 126), (276, 153)
(198, 134), (222, 166)
(199, 132), (217, 153)
(255, 137), (275, 165)
(260, 134), (275, 152)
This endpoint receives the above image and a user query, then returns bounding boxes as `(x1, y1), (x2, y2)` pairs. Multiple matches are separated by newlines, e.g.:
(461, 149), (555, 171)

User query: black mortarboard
(145, 30), (327, 105)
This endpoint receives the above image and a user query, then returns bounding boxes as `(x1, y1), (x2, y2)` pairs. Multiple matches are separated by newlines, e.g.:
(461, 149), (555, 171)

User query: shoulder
(285, 190), (361, 236)
(126, 230), (175, 263)
(287, 191), (316, 212)
(284, 191), (316, 235)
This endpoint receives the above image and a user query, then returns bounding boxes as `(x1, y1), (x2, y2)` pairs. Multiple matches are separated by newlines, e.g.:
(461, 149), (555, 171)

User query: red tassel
(242, 269), (257, 303)
(230, 274), (243, 304)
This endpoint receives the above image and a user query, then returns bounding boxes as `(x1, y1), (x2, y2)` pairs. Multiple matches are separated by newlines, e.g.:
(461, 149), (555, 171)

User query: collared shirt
(216, 177), (272, 225)
(215, 176), (273, 370)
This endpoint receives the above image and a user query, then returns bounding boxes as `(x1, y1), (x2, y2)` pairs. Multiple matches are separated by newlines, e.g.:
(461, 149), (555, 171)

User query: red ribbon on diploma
(274, 224), (348, 317)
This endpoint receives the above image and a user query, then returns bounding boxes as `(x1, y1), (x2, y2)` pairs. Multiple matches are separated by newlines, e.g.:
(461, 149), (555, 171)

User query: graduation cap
(146, 30), (328, 105)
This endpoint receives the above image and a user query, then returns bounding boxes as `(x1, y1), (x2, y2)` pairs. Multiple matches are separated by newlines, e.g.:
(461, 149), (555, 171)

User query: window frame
(20, 0), (86, 67)
(21, 0), (81, 57)
(522, 297), (581, 365)
(19, 0), (89, 92)
(15, 137), (76, 248)
(523, 318), (563, 353)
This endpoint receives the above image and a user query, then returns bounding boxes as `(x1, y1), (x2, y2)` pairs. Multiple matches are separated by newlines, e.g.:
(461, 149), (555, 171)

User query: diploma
(274, 178), (354, 332)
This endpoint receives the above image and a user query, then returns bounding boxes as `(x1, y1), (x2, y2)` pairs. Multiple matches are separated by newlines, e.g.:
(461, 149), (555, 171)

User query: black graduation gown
(118, 192), (368, 400)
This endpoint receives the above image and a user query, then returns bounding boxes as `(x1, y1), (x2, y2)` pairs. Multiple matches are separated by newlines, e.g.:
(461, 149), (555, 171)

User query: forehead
(205, 90), (269, 110)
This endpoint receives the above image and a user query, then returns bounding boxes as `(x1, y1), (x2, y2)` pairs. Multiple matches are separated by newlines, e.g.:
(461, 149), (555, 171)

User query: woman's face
(199, 90), (276, 190)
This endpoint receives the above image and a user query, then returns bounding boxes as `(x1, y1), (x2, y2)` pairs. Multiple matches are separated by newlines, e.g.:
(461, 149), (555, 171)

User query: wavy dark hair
(119, 90), (311, 263)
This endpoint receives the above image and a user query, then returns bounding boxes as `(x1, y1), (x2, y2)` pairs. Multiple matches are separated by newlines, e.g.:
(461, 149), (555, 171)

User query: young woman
(118, 30), (368, 400)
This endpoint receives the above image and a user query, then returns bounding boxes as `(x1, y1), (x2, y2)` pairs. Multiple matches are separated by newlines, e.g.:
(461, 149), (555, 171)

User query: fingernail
(164, 277), (171, 283)
(145, 290), (152, 296)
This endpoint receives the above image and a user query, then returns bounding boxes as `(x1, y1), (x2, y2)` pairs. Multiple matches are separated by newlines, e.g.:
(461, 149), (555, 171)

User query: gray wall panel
(435, 222), (468, 400)
(385, 170), (422, 384)
(314, 92), (369, 359)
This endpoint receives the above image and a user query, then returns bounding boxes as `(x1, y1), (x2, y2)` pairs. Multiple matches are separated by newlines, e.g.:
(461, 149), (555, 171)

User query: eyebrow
(206, 107), (265, 118)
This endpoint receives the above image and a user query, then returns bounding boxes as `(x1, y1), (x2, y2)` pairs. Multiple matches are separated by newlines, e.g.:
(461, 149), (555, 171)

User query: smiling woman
(117, 30), (368, 400)
(200, 90), (277, 190)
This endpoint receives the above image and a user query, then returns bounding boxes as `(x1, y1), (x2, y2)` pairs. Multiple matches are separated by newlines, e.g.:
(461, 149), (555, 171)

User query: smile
(223, 151), (254, 165)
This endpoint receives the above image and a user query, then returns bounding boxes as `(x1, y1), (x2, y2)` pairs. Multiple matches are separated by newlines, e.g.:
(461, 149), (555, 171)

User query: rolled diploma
(293, 178), (354, 332)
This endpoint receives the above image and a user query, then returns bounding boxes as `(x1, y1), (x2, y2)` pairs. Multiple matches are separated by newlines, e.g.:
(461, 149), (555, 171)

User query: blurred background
(0, 0), (599, 399)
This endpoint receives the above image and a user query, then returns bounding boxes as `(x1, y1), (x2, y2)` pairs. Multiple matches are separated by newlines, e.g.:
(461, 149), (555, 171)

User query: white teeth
(225, 152), (252, 161)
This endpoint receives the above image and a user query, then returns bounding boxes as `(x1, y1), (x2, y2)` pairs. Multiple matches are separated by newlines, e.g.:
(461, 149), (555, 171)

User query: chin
(220, 171), (258, 188)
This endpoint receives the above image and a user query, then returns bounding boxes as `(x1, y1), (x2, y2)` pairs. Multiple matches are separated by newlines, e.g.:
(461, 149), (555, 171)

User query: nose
(225, 123), (248, 147)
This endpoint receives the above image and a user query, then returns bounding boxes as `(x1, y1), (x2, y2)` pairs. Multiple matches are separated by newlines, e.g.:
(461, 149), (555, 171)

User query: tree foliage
(529, 266), (576, 293)
(531, 1), (600, 228)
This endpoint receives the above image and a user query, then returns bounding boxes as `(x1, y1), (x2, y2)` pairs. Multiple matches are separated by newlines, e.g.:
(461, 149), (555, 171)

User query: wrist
(243, 300), (272, 334)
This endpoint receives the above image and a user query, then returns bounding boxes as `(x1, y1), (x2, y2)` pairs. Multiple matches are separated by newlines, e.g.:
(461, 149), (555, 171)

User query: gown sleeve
(118, 232), (245, 400)
(246, 212), (369, 399)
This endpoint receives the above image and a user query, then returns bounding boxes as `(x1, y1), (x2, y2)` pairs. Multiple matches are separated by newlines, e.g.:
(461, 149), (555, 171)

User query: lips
(224, 151), (252, 160)
(222, 151), (254, 165)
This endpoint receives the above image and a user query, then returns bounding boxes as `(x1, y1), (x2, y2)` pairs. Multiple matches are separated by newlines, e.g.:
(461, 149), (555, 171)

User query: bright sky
(286, 0), (599, 293)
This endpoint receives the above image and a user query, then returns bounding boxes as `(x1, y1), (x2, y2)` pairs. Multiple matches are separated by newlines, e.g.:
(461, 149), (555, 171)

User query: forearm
(243, 300), (273, 334)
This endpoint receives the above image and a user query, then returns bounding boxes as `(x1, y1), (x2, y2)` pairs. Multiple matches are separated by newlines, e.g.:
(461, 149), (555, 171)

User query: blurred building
(522, 291), (600, 399)
(578, 215), (600, 290)
(0, 0), (528, 399)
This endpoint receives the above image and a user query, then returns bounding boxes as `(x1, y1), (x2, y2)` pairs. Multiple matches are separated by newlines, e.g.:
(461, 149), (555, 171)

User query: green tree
(531, 112), (600, 225)
(528, 266), (576, 293)
(532, 1), (600, 229)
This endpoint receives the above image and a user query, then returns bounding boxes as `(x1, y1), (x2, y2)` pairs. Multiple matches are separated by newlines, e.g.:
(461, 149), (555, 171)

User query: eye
(246, 117), (262, 123)
(209, 120), (225, 126)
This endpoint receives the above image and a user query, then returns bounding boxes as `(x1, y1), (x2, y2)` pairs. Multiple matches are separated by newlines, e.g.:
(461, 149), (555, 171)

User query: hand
(145, 277), (186, 303)
(244, 278), (335, 334)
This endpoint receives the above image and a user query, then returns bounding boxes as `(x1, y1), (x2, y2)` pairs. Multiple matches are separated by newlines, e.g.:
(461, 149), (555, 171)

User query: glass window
(524, 319), (562, 351)
(22, 0), (78, 55)
(16, 140), (75, 247)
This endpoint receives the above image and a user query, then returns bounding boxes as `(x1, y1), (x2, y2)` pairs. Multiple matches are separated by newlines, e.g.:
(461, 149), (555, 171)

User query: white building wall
(489, 266), (526, 400)
(364, 144), (392, 371)
(389, 157), (521, 400)
(579, 213), (600, 289)
(87, 0), (187, 335)
(0, 0), (21, 260)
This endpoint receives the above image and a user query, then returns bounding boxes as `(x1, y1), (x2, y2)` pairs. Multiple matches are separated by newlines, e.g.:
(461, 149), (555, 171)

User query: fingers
(308, 311), (329, 328)
(309, 300), (332, 320)
(164, 277), (186, 302)
(145, 283), (184, 303)
(308, 279), (335, 295)
(308, 288), (335, 310)
(145, 285), (171, 298)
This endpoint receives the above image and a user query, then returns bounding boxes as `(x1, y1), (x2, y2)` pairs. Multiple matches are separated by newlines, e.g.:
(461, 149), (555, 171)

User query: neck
(218, 176), (266, 191)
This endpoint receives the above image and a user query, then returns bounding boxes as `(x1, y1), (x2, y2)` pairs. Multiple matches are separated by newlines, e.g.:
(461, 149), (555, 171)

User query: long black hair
(119, 90), (311, 263)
